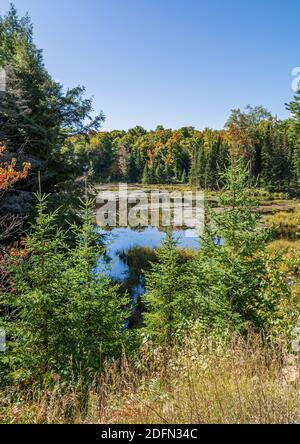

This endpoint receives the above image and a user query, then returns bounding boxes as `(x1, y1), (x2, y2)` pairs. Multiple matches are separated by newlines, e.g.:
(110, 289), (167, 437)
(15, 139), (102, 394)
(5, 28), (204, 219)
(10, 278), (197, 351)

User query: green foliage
(287, 90), (300, 182)
(141, 161), (291, 342)
(142, 232), (190, 346)
(181, 169), (187, 184)
(142, 162), (150, 184)
(67, 197), (129, 377)
(66, 109), (295, 191)
(0, 5), (104, 215)
(0, 3), (298, 407)
(0, 193), (128, 385)
(188, 160), (290, 333)
(1, 193), (72, 383)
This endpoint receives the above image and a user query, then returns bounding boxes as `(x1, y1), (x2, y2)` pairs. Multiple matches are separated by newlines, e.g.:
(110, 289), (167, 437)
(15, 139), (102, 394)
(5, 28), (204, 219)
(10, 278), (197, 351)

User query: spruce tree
(0, 5), (103, 214)
(1, 192), (73, 382)
(155, 161), (164, 184)
(142, 162), (150, 184)
(68, 197), (129, 377)
(143, 232), (189, 346)
(0, 193), (129, 385)
(287, 90), (300, 183)
(189, 160), (289, 334)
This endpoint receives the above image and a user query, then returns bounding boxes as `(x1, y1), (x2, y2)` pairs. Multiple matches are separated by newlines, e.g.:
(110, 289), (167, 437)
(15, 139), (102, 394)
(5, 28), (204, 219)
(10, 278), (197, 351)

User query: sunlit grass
(265, 204), (300, 238)
(1, 334), (300, 424)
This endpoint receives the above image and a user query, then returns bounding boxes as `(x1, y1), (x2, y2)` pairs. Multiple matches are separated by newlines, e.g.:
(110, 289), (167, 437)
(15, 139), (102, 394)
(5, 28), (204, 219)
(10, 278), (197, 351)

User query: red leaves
(0, 144), (31, 190)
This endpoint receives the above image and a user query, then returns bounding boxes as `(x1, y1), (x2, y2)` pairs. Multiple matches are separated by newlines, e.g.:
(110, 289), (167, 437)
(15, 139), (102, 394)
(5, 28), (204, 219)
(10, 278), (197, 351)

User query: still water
(98, 226), (199, 283)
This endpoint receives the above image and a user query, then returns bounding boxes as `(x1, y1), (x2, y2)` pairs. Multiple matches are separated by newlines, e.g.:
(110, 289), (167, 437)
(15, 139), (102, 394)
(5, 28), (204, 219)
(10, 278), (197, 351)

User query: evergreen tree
(189, 160), (289, 334)
(142, 162), (150, 184)
(125, 152), (138, 182)
(286, 91), (300, 183)
(135, 148), (145, 181)
(1, 192), (73, 382)
(67, 197), (129, 378)
(189, 140), (200, 186)
(260, 121), (274, 187)
(197, 142), (206, 188)
(155, 161), (164, 183)
(143, 232), (189, 346)
(1, 193), (129, 384)
(164, 163), (172, 183)
(0, 5), (103, 214)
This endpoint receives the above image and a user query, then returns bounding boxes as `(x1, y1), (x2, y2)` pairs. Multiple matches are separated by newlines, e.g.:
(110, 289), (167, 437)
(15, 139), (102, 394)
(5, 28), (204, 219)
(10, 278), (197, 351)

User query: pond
(97, 226), (199, 296)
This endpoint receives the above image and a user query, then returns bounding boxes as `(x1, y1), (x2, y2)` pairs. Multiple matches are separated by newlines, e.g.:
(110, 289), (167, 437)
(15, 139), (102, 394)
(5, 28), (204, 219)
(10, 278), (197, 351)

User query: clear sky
(1, 0), (299, 131)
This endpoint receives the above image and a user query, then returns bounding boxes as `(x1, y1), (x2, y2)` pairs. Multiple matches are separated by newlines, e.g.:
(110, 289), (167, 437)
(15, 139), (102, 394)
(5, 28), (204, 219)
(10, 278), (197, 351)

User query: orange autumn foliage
(0, 144), (31, 190)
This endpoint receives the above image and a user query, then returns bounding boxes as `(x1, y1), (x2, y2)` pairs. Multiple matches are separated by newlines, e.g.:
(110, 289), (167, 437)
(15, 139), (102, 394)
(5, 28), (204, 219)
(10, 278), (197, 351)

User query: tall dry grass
(1, 334), (300, 424)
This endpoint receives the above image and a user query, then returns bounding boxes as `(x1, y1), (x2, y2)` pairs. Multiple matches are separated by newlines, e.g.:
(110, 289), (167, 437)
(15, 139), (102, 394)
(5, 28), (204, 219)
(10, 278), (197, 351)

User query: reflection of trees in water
(118, 246), (156, 328)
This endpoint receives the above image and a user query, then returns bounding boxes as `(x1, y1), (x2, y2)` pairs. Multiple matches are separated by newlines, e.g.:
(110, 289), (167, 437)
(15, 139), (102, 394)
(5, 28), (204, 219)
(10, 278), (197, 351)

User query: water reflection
(97, 226), (199, 281)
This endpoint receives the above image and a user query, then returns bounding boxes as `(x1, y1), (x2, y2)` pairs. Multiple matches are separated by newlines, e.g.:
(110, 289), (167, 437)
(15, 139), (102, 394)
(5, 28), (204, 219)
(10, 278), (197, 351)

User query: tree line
(68, 107), (297, 191)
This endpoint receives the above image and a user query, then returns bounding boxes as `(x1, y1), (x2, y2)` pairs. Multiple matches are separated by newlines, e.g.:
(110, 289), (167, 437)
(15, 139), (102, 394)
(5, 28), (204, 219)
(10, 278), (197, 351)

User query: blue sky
(1, 0), (299, 131)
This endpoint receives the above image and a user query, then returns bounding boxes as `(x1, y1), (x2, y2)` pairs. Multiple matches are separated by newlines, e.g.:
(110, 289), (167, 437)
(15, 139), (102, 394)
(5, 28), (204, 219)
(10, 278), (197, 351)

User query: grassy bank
(1, 335), (299, 424)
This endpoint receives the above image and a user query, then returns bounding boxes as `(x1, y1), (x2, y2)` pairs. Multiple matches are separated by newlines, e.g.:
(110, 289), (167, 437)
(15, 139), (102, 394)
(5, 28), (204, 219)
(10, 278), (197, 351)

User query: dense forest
(1, 5), (300, 424)
(67, 109), (298, 191)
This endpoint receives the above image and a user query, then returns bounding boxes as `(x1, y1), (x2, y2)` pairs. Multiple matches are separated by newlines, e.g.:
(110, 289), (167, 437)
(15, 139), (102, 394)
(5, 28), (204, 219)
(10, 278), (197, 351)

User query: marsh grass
(265, 204), (300, 238)
(1, 334), (300, 424)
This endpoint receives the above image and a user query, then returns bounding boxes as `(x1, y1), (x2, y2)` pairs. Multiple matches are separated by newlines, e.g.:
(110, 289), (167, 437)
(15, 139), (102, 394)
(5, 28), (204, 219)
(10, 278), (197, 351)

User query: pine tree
(0, 5), (103, 214)
(143, 232), (189, 346)
(189, 160), (289, 334)
(68, 197), (129, 377)
(155, 161), (164, 184)
(189, 140), (199, 186)
(1, 192), (73, 382)
(142, 162), (150, 184)
(260, 121), (274, 188)
(287, 90), (300, 183)
(135, 148), (145, 182)
(125, 152), (138, 182)
(197, 143), (206, 188)
(0, 193), (129, 385)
